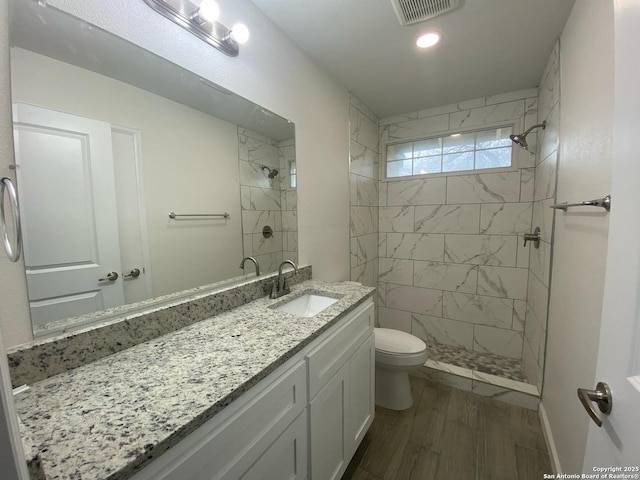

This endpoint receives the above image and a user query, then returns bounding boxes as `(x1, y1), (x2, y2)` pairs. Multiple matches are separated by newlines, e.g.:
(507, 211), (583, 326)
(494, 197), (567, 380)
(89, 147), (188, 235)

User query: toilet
(374, 328), (428, 410)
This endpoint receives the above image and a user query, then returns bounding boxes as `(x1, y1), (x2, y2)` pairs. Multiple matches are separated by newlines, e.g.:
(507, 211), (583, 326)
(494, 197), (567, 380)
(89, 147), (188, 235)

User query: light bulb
(229, 23), (250, 44)
(416, 31), (442, 49)
(194, 0), (219, 23)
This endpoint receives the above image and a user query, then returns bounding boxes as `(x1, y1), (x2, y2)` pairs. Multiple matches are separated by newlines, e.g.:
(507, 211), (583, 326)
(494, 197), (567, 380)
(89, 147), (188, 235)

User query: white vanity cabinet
(130, 297), (374, 480)
(307, 300), (375, 480)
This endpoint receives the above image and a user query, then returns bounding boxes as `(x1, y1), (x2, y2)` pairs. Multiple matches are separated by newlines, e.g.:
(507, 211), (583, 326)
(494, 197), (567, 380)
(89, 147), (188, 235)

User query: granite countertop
(14, 280), (374, 480)
(18, 417), (45, 480)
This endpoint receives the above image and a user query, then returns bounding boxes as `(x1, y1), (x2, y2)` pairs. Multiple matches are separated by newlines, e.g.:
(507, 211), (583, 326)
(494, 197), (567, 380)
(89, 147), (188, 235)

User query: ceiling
(251, 0), (576, 119)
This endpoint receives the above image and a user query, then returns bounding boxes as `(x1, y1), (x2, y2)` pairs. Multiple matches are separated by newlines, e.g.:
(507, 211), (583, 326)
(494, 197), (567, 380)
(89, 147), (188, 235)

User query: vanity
(12, 277), (375, 480)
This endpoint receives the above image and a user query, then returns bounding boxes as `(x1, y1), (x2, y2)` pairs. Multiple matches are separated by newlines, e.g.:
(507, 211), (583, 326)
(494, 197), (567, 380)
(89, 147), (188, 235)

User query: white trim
(111, 124), (154, 299)
(539, 402), (562, 475)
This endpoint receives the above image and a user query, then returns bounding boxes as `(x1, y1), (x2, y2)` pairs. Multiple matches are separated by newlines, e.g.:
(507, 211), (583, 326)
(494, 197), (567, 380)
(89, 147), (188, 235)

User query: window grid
(386, 126), (514, 179)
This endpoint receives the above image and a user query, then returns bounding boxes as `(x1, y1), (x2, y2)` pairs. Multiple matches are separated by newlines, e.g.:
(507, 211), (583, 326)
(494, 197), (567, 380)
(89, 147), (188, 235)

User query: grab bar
(550, 195), (611, 212)
(169, 211), (230, 219)
(1, 177), (22, 262)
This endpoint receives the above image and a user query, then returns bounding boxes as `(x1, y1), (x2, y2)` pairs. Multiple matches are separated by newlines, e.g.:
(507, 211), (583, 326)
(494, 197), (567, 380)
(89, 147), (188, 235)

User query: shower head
(509, 121), (546, 152)
(261, 165), (279, 179)
(509, 133), (529, 150)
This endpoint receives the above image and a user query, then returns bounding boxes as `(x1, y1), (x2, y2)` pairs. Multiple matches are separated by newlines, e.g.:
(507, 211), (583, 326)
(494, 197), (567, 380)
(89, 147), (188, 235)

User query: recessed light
(416, 31), (442, 49)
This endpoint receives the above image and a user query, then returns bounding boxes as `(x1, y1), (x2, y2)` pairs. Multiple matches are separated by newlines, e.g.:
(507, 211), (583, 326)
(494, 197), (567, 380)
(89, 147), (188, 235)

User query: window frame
(289, 160), (297, 189)
(381, 121), (522, 182)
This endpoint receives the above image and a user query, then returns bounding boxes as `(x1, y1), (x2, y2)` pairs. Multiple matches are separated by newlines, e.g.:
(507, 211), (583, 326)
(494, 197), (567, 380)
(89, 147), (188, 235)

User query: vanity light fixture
(143, 0), (249, 56)
(416, 31), (442, 48)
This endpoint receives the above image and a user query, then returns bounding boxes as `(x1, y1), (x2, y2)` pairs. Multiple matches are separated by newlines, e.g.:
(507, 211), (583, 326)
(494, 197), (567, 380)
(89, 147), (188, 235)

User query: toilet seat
(374, 328), (427, 354)
(374, 328), (427, 368)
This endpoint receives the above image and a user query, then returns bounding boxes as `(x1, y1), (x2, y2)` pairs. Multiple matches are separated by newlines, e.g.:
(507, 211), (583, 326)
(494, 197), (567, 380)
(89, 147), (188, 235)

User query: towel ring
(1, 177), (22, 262)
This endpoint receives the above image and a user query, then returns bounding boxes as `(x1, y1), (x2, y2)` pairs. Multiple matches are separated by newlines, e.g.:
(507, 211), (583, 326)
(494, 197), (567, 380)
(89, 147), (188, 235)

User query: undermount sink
(274, 293), (339, 317)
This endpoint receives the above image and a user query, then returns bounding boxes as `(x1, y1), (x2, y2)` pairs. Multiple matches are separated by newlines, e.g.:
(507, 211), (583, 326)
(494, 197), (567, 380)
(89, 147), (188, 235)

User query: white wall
(0, 0), (350, 348)
(542, 0), (614, 473)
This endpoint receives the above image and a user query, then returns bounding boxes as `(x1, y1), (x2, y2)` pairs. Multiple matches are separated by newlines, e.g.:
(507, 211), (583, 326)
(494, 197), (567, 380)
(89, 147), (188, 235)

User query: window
(289, 160), (297, 188)
(385, 126), (514, 179)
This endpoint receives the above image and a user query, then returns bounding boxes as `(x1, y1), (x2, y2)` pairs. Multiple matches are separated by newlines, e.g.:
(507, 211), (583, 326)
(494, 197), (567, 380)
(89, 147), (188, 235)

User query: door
(309, 364), (348, 480)
(346, 334), (375, 461)
(12, 103), (124, 326)
(240, 412), (307, 480)
(111, 126), (153, 304)
(581, 0), (640, 469)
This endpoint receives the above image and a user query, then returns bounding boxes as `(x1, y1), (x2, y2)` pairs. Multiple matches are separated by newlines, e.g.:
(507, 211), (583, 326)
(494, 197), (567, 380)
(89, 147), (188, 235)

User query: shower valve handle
(523, 227), (541, 249)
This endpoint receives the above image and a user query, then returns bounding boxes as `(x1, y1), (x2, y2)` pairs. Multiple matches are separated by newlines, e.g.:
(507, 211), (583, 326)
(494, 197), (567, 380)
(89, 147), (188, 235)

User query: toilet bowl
(374, 328), (428, 410)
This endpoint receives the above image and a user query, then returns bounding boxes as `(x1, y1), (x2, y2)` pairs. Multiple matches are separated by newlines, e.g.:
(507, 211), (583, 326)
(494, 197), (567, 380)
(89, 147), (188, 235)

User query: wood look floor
(342, 376), (552, 480)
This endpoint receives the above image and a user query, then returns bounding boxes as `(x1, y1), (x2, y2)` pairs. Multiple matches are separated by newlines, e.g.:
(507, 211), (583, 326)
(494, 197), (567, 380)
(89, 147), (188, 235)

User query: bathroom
(0, 0), (639, 478)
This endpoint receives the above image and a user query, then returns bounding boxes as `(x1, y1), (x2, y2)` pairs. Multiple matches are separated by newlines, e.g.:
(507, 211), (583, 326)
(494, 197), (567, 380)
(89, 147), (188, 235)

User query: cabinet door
(346, 334), (375, 460)
(309, 365), (348, 480)
(306, 300), (373, 399)
(240, 410), (307, 480)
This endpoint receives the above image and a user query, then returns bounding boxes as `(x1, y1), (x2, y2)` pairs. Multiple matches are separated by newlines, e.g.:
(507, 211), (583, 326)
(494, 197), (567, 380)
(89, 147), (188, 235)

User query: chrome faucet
(270, 260), (299, 299)
(239, 256), (260, 277)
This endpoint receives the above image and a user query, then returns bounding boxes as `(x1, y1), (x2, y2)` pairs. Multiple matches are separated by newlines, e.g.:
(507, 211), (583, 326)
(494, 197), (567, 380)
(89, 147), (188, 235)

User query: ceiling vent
(390, 0), (461, 26)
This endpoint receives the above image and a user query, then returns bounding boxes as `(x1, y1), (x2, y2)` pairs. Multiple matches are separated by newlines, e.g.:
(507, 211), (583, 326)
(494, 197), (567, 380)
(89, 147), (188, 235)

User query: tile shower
(239, 128), (297, 274)
(349, 42), (560, 405)
(350, 93), (380, 288)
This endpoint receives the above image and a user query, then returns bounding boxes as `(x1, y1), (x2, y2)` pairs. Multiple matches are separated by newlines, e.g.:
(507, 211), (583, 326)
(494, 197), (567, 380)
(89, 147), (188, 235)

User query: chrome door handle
(123, 268), (141, 279)
(98, 272), (119, 282)
(577, 381), (612, 427)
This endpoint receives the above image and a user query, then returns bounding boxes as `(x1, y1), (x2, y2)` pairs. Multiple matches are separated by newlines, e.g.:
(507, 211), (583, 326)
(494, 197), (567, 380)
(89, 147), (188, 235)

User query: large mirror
(8, 1), (297, 336)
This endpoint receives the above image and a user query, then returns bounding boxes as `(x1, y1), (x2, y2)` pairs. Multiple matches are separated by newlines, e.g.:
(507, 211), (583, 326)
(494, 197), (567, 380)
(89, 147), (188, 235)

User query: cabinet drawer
(307, 299), (374, 399)
(132, 360), (307, 480)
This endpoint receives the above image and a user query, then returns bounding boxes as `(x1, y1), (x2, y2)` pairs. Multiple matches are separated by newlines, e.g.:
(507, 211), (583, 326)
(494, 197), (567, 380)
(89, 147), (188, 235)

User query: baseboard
(539, 402), (562, 474)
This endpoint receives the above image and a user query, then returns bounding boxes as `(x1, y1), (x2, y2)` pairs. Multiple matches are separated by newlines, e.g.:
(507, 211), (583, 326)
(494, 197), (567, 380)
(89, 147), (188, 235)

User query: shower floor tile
(426, 342), (528, 383)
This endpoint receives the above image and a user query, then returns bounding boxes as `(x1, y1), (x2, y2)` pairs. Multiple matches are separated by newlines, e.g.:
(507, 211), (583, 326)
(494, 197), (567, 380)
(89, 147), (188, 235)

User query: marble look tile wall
(279, 138), (298, 264)
(378, 89), (539, 365)
(523, 41), (560, 392)
(238, 128), (297, 273)
(350, 94), (380, 287)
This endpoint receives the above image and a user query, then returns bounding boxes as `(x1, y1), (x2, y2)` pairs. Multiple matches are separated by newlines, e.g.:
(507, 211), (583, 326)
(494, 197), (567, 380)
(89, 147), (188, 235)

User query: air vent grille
(390, 0), (460, 26)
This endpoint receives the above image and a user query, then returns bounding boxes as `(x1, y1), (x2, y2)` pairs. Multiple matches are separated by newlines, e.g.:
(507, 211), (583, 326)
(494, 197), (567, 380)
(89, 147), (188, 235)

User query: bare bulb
(230, 23), (250, 44)
(193, 0), (219, 23)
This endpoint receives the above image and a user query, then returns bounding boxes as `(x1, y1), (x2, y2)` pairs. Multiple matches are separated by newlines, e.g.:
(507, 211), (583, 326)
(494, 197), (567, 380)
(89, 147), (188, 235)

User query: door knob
(98, 272), (119, 282)
(123, 268), (141, 279)
(577, 381), (612, 427)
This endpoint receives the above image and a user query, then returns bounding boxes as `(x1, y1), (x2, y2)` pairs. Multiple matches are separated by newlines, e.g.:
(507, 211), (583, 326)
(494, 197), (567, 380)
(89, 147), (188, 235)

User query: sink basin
(275, 293), (339, 317)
